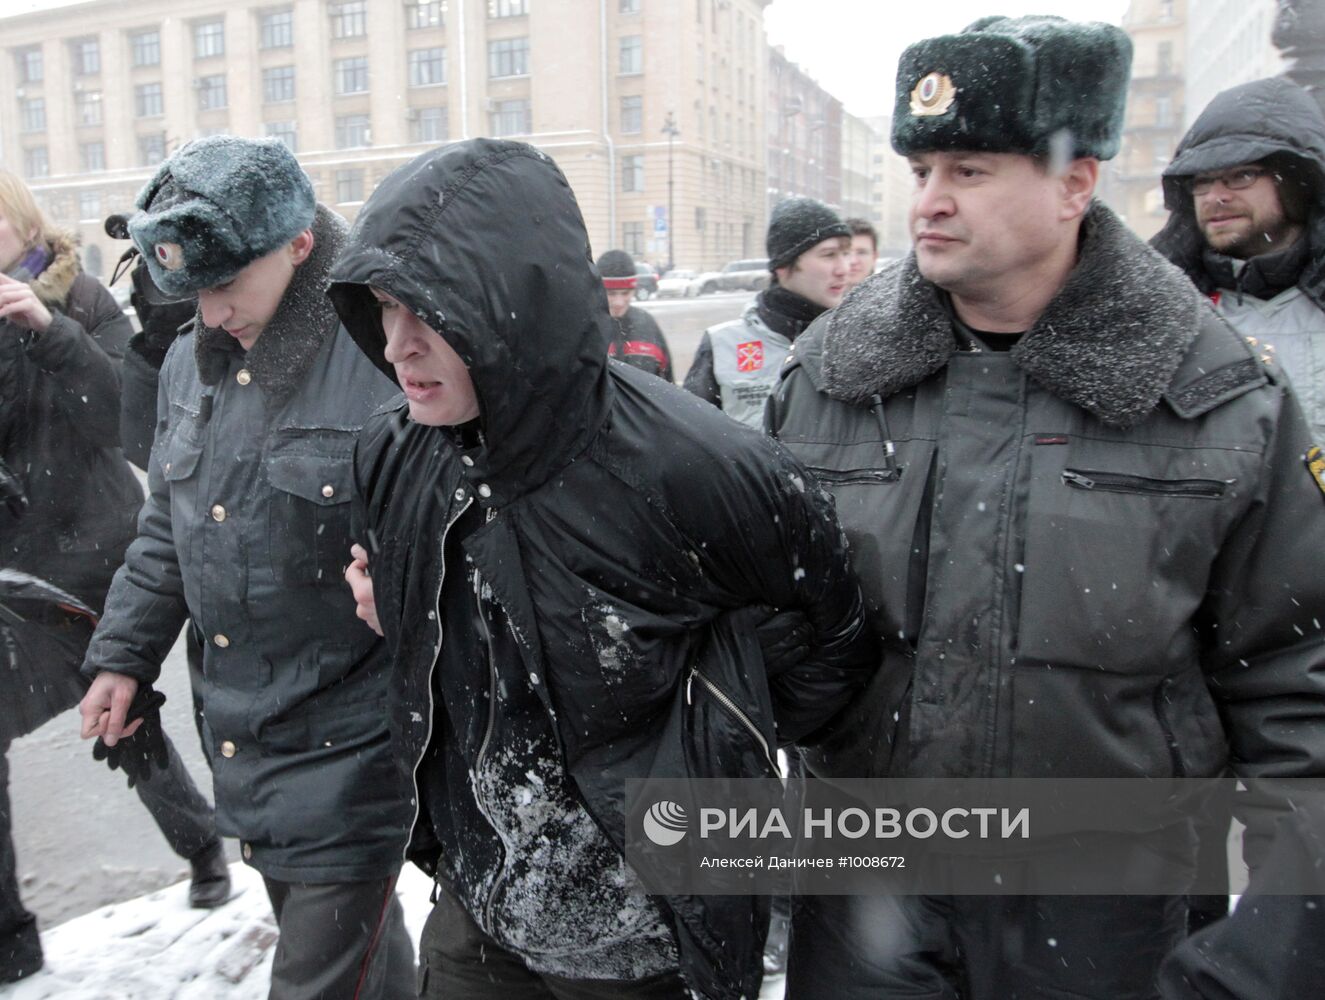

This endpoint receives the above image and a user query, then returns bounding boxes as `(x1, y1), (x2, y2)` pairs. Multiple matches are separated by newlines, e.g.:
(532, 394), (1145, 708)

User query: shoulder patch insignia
(1307, 446), (1325, 500)
(736, 340), (764, 373)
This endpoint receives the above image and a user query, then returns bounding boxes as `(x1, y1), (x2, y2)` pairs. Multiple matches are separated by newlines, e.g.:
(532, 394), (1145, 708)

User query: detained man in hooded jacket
(330, 139), (878, 1000)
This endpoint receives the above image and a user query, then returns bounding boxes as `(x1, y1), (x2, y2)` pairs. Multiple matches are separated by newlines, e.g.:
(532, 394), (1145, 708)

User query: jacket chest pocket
(265, 451), (354, 586)
(1015, 450), (1245, 673)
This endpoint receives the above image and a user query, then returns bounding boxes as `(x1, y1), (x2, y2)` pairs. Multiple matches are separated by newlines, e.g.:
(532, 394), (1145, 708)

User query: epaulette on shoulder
(1163, 312), (1270, 420)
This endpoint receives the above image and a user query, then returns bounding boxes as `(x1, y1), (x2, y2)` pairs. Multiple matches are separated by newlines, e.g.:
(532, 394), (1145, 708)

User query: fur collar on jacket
(821, 202), (1201, 427)
(28, 231), (81, 307)
(194, 204), (347, 404)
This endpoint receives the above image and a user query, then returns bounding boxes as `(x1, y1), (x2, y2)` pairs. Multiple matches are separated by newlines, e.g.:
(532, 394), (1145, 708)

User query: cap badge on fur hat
(154, 242), (184, 271)
(911, 72), (957, 117)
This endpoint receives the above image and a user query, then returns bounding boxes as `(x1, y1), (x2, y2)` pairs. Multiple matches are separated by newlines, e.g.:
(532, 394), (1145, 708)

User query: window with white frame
(488, 37), (529, 78)
(488, 0), (528, 17)
(410, 106), (448, 143)
(621, 154), (644, 192)
(622, 221), (644, 255)
(489, 98), (530, 136)
(265, 120), (298, 152)
(71, 38), (100, 76)
(194, 20), (224, 59)
(407, 1), (443, 29)
(138, 132), (167, 166)
(263, 65), (296, 103)
(335, 56), (369, 95)
(25, 147), (49, 178)
(130, 30), (160, 67)
(619, 35), (642, 74)
(619, 0), (640, 12)
(197, 74), (227, 111)
(335, 113), (371, 148)
(76, 90), (102, 127)
(620, 95), (642, 133)
(335, 168), (365, 203)
(409, 47), (446, 87)
(79, 190), (102, 220)
(80, 141), (105, 171)
(260, 9), (293, 49)
(135, 82), (163, 118)
(330, 1), (367, 38)
(15, 47), (42, 84)
(19, 98), (45, 133)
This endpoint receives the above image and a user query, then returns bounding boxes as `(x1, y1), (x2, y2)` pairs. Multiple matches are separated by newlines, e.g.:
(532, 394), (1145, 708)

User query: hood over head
(329, 139), (613, 505)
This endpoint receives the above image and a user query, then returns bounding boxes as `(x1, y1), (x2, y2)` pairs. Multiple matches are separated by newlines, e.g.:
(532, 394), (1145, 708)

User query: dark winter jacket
(329, 139), (878, 1000)
(83, 206), (411, 883)
(767, 202), (1325, 853)
(0, 230), (142, 610)
(1152, 77), (1325, 438)
(608, 305), (673, 381)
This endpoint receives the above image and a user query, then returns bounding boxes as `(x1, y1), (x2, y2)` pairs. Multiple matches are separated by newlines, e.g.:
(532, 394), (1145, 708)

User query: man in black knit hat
(595, 249), (673, 382)
(683, 197), (849, 426)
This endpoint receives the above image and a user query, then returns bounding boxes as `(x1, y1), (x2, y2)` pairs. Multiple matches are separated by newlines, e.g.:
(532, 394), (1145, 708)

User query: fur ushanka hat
(128, 135), (316, 297)
(892, 15), (1132, 161)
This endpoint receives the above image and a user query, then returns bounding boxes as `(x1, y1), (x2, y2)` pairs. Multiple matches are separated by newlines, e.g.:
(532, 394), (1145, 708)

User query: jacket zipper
(411, 495), (473, 871)
(470, 507), (508, 932)
(1152, 678), (1186, 777)
(1061, 469), (1229, 499)
(807, 466), (901, 486)
(686, 666), (779, 776)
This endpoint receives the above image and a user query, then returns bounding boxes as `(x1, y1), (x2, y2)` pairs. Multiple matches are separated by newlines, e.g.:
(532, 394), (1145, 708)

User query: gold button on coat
(211, 504), (226, 522)
(220, 740), (236, 758)
(236, 369), (252, 386)
(213, 633), (230, 648)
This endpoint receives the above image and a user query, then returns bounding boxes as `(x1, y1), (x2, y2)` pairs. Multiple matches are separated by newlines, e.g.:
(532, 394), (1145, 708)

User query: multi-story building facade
(1105, 0), (1187, 239)
(866, 114), (911, 259)
(0, 0), (770, 278)
(838, 110), (874, 225)
(1186, 0), (1286, 126)
(766, 44), (841, 220)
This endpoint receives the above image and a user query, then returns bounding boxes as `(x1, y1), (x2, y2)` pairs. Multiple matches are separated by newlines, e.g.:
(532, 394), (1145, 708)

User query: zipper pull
(685, 670), (694, 706)
(1061, 470), (1095, 490)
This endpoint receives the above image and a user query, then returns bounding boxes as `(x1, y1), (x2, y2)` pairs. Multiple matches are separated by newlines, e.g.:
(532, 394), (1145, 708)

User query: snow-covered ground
(1, 864), (785, 999)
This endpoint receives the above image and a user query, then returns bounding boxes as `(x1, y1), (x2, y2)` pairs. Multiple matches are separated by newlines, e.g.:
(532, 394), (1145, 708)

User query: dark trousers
(418, 884), (688, 1000)
(787, 893), (1186, 1000)
(263, 875), (415, 1000)
(0, 733), (216, 972)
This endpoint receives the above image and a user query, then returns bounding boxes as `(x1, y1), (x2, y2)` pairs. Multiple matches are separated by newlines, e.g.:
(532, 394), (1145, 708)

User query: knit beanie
(766, 197), (850, 271)
(596, 249), (638, 290)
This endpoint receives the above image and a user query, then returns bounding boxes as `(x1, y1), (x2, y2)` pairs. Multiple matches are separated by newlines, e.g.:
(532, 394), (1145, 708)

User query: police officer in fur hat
(78, 136), (414, 999)
(684, 196), (849, 427)
(595, 249), (673, 381)
(766, 16), (1325, 998)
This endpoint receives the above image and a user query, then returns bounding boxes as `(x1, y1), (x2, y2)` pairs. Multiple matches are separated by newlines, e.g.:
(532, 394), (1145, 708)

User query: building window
(135, 82), (164, 118)
(335, 113), (371, 148)
(330, 1), (367, 38)
(622, 221), (644, 255)
(71, 38), (100, 76)
(695, 206), (705, 230)
(335, 56), (369, 94)
(197, 74), (227, 111)
(1157, 41), (1173, 76)
(263, 65), (296, 103)
(260, 9), (294, 49)
(619, 35), (642, 75)
(138, 133), (167, 166)
(621, 154), (643, 192)
(335, 168), (365, 204)
(19, 98), (45, 134)
(130, 30), (160, 67)
(194, 20), (225, 59)
(75, 89), (103, 126)
(79, 190), (102, 221)
(1156, 95), (1173, 127)
(80, 141), (105, 171)
(25, 147), (49, 178)
(620, 95), (641, 134)
(15, 47), (42, 84)
(406, 1), (443, 29)
(265, 120), (298, 152)
(488, 37), (529, 78)
(410, 106), (448, 143)
(489, 98), (530, 136)
(488, 0), (528, 17)
(409, 47), (446, 87)
(620, 0), (641, 10)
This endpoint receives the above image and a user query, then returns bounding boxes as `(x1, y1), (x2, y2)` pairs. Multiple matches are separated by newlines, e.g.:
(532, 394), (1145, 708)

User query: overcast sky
(765, 0), (1133, 120)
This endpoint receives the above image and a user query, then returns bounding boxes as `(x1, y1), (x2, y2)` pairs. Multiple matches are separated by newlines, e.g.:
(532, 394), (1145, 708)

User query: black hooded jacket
(329, 140), (878, 999)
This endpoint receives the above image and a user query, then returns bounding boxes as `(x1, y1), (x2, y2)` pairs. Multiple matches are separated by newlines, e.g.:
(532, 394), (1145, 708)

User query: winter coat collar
(193, 204), (347, 405)
(27, 231), (80, 307)
(820, 201), (1200, 427)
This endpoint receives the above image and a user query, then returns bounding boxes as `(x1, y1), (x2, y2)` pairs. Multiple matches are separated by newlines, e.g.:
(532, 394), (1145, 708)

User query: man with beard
(77, 136), (414, 999)
(683, 197), (849, 427)
(766, 16), (1325, 999)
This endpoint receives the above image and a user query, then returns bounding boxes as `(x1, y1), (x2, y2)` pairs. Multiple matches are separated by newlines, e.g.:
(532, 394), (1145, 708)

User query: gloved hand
(92, 685), (169, 788)
(753, 607), (813, 676)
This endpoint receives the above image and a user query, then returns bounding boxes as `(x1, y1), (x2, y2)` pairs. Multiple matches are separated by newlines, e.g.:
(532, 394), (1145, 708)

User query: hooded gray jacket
(767, 203), (1325, 856)
(83, 207), (410, 883)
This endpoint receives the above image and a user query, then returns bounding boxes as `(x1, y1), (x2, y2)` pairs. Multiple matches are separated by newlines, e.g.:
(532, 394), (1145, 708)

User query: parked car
(656, 269), (698, 299)
(691, 258), (770, 296)
(634, 262), (659, 300)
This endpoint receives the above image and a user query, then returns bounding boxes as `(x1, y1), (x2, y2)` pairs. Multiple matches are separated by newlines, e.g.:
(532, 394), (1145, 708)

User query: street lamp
(661, 111), (680, 272)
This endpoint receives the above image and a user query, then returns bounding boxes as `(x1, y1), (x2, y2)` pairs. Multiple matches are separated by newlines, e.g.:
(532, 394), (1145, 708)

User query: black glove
(92, 685), (170, 788)
(753, 607), (813, 676)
